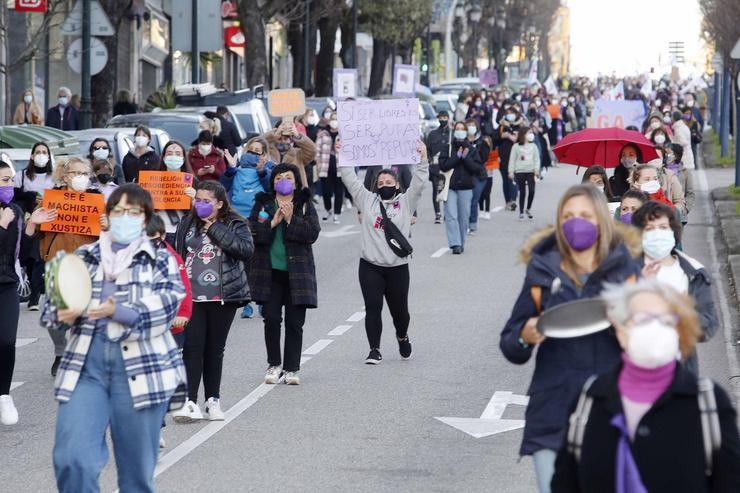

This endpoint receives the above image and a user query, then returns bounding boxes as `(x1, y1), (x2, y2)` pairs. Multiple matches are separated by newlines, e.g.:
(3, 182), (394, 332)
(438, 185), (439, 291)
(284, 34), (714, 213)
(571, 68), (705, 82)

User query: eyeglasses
(66, 171), (91, 177)
(93, 146), (109, 151)
(626, 312), (679, 328)
(109, 206), (145, 218)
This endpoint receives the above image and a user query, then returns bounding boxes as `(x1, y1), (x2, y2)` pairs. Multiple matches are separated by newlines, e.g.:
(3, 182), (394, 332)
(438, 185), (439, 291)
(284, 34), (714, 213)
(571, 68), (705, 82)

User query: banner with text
(337, 98), (421, 167)
(41, 189), (105, 237)
(589, 100), (647, 130)
(139, 171), (194, 210)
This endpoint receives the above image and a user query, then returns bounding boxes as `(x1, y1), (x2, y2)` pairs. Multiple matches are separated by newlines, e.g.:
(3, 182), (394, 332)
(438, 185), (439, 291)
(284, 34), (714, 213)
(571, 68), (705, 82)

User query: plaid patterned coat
(248, 188), (320, 308)
(41, 239), (187, 411)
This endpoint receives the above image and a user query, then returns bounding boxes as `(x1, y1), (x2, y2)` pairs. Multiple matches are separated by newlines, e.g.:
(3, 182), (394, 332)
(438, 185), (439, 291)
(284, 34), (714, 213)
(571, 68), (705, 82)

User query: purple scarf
(610, 414), (648, 493)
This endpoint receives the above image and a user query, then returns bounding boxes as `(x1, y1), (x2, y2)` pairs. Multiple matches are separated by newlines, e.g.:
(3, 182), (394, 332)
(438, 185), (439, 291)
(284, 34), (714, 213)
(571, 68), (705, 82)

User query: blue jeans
(468, 178), (487, 231)
(532, 448), (557, 493)
(53, 333), (168, 493)
(444, 189), (473, 248)
(500, 168), (519, 204)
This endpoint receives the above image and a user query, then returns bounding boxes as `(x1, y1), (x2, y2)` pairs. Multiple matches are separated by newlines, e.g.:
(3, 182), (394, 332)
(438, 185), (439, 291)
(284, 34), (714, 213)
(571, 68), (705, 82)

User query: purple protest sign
(337, 98), (421, 167)
(479, 69), (498, 86)
(392, 64), (418, 97)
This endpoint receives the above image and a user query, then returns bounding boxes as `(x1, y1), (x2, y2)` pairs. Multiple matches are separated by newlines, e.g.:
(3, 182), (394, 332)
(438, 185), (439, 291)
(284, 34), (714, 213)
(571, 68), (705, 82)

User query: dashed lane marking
(346, 311), (365, 322)
(15, 338), (38, 348)
(328, 325), (352, 336)
(10, 382), (24, 391)
(302, 339), (333, 355)
(431, 247), (449, 258)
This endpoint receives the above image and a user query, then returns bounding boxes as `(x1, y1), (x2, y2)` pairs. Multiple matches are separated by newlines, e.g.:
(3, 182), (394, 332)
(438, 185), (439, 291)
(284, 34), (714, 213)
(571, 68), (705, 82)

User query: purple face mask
(620, 212), (634, 225)
(0, 186), (13, 205)
(274, 178), (295, 196)
(562, 217), (599, 251)
(194, 201), (214, 219)
(682, 114), (691, 122)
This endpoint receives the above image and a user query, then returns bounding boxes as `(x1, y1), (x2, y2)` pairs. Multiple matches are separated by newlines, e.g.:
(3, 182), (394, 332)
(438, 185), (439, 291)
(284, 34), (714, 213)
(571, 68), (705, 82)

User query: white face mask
(654, 134), (666, 145)
(70, 174), (89, 192)
(640, 179), (661, 194)
(453, 130), (467, 140)
(329, 120), (339, 130)
(134, 136), (149, 148)
(596, 185), (605, 192)
(307, 115), (320, 126)
(650, 121), (661, 129)
(24, 95), (33, 104)
(686, 100), (695, 108)
(199, 144), (212, 156)
(526, 133), (535, 142)
(621, 156), (637, 168)
(625, 319), (679, 369)
(323, 111), (332, 120)
(58, 97), (69, 106)
(505, 113), (516, 122)
(467, 126), (477, 136)
(33, 154), (49, 168)
(164, 155), (184, 170)
(92, 148), (109, 160)
(642, 228), (675, 260)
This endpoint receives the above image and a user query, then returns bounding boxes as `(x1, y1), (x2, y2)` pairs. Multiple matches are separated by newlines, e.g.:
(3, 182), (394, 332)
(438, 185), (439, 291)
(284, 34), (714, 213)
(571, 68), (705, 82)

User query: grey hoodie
(341, 161), (429, 267)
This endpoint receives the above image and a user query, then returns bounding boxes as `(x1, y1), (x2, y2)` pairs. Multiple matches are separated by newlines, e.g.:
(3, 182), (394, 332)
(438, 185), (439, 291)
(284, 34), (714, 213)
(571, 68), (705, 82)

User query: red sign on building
(14, 0), (47, 12)
(224, 26), (245, 49)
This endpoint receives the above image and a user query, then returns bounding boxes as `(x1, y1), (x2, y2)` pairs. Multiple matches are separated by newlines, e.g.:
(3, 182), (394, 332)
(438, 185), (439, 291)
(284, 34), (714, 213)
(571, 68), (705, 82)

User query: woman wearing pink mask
(500, 185), (641, 493)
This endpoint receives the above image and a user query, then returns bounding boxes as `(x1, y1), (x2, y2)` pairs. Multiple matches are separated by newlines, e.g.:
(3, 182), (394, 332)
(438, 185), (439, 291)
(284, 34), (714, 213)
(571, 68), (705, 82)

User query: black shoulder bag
(378, 201), (413, 258)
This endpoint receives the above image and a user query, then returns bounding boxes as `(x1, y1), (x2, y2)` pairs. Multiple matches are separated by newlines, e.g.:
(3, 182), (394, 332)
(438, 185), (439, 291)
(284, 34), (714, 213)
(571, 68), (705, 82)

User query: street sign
(435, 391), (530, 438)
(171, 0), (222, 52)
(67, 37), (108, 75)
(731, 38), (740, 60)
(61, 0), (114, 37)
(14, 0), (47, 12)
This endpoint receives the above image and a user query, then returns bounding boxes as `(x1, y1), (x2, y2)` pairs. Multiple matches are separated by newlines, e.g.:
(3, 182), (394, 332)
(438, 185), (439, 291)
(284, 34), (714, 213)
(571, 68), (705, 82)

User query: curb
(710, 189), (740, 323)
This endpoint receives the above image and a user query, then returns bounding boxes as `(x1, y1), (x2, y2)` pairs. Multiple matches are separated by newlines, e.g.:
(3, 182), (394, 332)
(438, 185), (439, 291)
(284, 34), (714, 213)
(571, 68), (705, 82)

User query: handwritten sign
(392, 64), (417, 97)
(337, 98), (421, 167)
(479, 69), (498, 86)
(267, 88), (306, 117)
(138, 171), (193, 210)
(41, 189), (105, 237)
(333, 68), (358, 100)
(589, 100), (647, 130)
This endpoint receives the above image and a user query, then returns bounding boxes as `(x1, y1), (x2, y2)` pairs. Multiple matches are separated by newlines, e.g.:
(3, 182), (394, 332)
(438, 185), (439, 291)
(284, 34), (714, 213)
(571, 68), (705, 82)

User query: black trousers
(0, 283), (20, 394)
(429, 165), (441, 215)
(182, 302), (237, 402)
(320, 174), (344, 215)
(358, 259), (410, 350)
(515, 172), (536, 212)
(263, 269), (306, 372)
(479, 176), (493, 211)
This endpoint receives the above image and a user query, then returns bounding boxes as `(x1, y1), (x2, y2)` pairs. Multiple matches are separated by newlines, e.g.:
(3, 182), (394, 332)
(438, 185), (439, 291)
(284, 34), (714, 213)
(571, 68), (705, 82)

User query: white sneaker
(265, 366), (282, 384)
(481, 211), (491, 220)
(0, 395), (18, 425)
(171, 400), (203, 423)
(284, 371), (300, 385)
(333, 214), (341, 224)
(204, 397), (225, 421)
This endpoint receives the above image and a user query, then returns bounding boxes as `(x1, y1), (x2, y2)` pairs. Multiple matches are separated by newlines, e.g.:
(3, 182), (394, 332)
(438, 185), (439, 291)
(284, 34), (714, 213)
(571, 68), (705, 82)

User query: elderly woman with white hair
(552, 279), (740, 493)
(45, 86), (79, 131)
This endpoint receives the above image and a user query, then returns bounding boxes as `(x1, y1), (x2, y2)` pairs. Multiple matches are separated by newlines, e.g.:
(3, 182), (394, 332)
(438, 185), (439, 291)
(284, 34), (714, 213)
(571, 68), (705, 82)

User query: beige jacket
(13, 102), (43, 125)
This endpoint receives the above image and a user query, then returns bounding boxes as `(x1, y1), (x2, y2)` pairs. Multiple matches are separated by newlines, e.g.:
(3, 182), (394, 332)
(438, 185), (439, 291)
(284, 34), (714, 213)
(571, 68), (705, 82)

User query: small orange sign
(138, 171), (194, 210)
(267, 88), (306, 117)
(40, 189), (105, 237)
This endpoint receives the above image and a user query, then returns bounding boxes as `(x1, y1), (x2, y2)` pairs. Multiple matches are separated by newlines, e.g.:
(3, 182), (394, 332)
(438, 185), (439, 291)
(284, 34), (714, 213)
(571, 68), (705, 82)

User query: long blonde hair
(555, 185), (620, 285)
(52, 156), (91, 186)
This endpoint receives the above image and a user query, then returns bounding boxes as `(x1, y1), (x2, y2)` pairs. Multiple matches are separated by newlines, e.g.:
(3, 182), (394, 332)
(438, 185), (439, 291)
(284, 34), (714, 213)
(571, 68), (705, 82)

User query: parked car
(420, 101), (440, 137)
(106, 112), (204, 147)
(67, 129), (134, 167)
(0, 125), (79, 173)
(224, 99), (272, 140)
(431, 94), (458, 115)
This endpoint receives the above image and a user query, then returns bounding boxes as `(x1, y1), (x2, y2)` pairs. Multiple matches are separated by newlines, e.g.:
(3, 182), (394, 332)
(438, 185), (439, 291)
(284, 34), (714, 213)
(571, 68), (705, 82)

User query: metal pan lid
(537, 298), (611, 339)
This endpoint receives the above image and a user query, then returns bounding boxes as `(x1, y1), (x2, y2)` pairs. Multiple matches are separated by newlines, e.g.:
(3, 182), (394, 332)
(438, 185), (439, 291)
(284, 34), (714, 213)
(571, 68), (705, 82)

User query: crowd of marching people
(1, 71), (740, 493)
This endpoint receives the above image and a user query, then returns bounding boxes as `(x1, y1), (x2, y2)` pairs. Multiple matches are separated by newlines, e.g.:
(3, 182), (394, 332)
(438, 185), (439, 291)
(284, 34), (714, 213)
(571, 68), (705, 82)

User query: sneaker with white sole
(171, 400), (203, 423)
(397, 336), (412, 360)
(365, 349), (382, 365)
(284, 371), (300, 385)
(322, 211), (332, 222)
(204, 397), (224, 421)
(0, 395), (18, 425)
(265, 366), (282, 384)
(333, 214), (341, 224)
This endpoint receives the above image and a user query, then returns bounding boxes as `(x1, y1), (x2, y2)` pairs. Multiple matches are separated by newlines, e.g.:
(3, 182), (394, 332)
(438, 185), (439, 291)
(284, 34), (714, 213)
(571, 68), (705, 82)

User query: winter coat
(658, 167), (686, 217)
(217, 116), (242, 156)
(248, 188), (320, 308)
(426, 125), (452, 181)
(173, 212), (254, 305)
(220, 158), (273, 218)
(609, 164), (632, 198)
(38, 187), (102, 262)
(13, 101), (43, 125)
(666, 164), (694, 219)
(439, 140), (484, 191)
(45, 104), (79, 131)
(315, 128), (339, 178)
(509, 142), (541, 175)
(498, 117), (525, 173)
(0, 202), (29, 285)
(499, 226), (642, 456)
(187, 146), (226, 182)
(672, 120), (695, 169)
(122, 149), (161, 183)
(164, 242), (192, 336)
(551, 363), (740, 493)
(264, 129), (317, 186)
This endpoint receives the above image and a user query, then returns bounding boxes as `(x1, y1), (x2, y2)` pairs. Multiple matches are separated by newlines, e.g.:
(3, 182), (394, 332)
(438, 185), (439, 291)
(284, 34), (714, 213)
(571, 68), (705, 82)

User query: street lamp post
(80, 0), (91, 129)
(304, 0), (311, 91)
(487, 16), (495, 69)
(469, 2), (481, 77)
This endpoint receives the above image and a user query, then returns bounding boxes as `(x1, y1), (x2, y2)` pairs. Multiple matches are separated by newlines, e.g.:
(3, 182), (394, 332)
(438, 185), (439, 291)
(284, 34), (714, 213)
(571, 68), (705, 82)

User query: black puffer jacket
(439, 139), (484, 190)
(174, 211), (254, 305)
(0, 202), (26, 285)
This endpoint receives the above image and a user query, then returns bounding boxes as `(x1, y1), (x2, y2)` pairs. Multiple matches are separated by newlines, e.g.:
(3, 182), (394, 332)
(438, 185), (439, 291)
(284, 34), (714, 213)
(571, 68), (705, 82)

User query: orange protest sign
(138, 171), (194, 210)
(267, 88), (306, 117)
(40, 189), (105, 237)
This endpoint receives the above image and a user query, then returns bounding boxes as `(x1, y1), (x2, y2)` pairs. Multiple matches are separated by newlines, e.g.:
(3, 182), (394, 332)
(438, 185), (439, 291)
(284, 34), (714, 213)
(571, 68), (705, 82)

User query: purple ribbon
(610, 414), (648, 493)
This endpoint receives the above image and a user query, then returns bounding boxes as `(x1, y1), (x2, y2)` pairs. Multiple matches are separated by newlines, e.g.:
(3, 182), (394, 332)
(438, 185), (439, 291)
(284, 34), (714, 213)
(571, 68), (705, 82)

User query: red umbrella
(552, 127), (659, 168)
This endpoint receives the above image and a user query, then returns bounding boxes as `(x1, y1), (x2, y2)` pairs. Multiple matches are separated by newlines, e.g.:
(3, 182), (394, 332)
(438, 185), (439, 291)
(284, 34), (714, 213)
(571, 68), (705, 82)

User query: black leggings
(263, 269), (307, 372)
(515, 172), (536, 212)
(182, 302), (237, 402)
(479, 176), (493, 211)
(0, 283), (20, 394)
(321, 174), (344, 215)
(358, 259), (410, 350)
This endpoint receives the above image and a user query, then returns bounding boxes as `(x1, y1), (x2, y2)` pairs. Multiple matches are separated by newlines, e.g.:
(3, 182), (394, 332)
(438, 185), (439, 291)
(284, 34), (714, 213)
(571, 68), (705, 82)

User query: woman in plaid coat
(41, 184), (186, 493)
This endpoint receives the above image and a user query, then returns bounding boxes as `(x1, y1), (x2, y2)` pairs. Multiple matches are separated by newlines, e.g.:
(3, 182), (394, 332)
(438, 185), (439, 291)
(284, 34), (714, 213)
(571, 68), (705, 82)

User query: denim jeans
(444, 189), (473, 248)
(532, 448), (557, 493)
(500, 168), (519, 204)
(53, 332), (168, 493)
(469, 178), (487, 231)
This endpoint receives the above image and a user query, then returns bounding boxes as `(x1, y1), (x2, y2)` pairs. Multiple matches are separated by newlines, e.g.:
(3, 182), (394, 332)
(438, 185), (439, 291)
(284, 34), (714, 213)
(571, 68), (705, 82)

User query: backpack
(230, 167), (264, 218)
(566, 375), (722, 476)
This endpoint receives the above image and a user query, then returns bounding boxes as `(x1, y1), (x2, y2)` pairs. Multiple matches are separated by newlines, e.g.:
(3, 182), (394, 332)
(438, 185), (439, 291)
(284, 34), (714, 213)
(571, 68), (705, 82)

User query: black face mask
(438, 119), (448, 127)
(150, 238), (164, 250)
(97, 173), (112, 184)
(377, 186), (398, 201)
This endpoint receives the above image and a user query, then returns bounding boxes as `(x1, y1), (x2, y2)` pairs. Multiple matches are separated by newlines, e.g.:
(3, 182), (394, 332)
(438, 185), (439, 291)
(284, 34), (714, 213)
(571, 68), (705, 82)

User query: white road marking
(431, 247), (449, 258)
(15, 338), (38, 348)
(346, 311), (365, 322)
(10, 382), (24, 391)
(319, 225), (359, 238)
(491, 206), (505, 212)
(435, 391), (530, 438)
(328, 325), (352, 336)
(302, 339), (333, 355)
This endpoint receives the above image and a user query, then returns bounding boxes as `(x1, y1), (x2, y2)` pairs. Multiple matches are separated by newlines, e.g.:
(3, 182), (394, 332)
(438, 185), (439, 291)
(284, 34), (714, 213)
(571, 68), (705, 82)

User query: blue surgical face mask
(109, 215), (144, 245)
(242, 152), (260, 168)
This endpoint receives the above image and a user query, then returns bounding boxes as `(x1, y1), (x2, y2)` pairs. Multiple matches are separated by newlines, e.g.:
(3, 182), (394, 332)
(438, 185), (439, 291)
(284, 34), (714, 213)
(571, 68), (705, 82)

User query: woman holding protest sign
(36, 157), (104, 377)
(338, 139), (428, 364)
(0, 153), (56, 426)
(153, 141), (197, 246)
